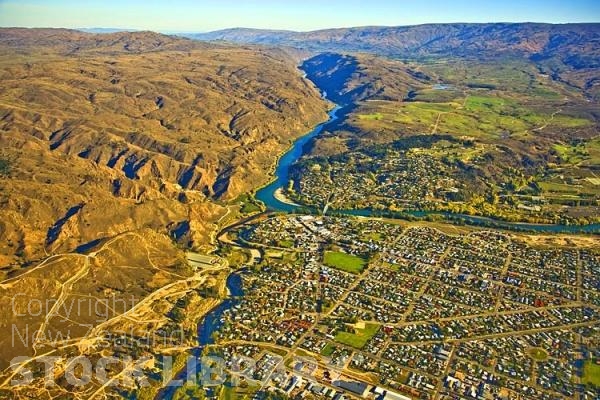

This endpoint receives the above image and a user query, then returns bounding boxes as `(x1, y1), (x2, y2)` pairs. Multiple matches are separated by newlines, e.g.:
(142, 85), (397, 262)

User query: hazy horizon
(1, 0), (598, 32)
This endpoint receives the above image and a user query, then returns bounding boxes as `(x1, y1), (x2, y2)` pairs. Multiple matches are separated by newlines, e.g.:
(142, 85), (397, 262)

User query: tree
(0, 156), (10, 176)
(169, 307), (185, 323)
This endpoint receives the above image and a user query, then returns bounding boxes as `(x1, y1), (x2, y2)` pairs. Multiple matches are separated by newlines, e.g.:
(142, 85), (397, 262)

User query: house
(333, 380), (369, 397)
(285, 375), (302, 394)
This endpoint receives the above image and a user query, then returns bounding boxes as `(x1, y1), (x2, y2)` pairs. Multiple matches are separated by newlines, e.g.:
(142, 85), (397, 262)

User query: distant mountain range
(186, 23), (600, 68)
(77, 27), (140, 34)
(1, 28), (198, 54)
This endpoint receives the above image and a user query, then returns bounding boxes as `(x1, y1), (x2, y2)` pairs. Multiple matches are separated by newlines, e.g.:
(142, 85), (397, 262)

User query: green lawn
(236, 193), (262, 214)
(583, 360), (600, 387)
(240, 202), (261, 214)
(361, 231), (384, 242)
(528, 348), (549, 361)
(277, 239), (295, 248)
(334, 323), (380, 349)
(320, 343), (336, 356)
(324, 251), (367, 274)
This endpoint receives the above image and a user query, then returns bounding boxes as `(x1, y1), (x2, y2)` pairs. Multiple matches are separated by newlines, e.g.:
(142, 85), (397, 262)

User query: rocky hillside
(301, 53), (428, 106)
(0, 28), (328, 264)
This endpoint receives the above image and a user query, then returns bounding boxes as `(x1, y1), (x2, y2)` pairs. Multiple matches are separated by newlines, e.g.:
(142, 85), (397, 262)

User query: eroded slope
(0, 28), (328, 265)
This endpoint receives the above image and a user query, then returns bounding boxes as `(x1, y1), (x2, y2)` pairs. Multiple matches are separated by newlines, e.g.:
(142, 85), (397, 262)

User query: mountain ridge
(188, 22), (600, 100)
(187, 23), (600, 65)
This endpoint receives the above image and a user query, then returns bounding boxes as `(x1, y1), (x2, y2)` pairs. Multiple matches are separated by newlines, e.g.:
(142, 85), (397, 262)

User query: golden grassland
(0, 29), (328, 265)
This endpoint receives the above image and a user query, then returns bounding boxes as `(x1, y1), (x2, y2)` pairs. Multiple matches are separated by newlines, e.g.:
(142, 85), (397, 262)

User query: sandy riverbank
(273, 188), (301, 206)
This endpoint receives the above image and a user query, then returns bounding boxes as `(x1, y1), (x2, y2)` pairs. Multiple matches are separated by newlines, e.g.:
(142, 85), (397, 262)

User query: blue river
(155, 273), (244, 399)
(256, 104), (342, 212)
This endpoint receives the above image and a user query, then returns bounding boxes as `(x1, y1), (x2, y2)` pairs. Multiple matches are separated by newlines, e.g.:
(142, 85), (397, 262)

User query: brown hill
(0, 28), (199, 54)
(0, 27), (328, 265)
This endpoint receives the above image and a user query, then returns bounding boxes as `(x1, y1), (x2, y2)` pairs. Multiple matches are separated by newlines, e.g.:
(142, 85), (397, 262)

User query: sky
(0, 0), (598, 32)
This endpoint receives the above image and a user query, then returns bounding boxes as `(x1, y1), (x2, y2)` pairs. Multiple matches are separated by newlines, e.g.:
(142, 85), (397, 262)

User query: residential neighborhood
(203, 215), (600, 400)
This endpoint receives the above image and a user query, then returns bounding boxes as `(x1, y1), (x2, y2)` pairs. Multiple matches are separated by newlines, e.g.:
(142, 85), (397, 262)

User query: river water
(155, 273), (244, 399)
(255, 105), (342, 212)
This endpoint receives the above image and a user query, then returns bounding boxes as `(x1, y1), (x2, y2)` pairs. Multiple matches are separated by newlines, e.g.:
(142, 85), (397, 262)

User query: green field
(320, 343), (336, 356)
(361, 231), (384, 241)
(538, 181), (581, 195)
(411, 88), (463, 103)
(583, 360), (600, 387)
(553, 143), (590, 165)
(356, 90), (592, 144)
(236, 193), (262, 214)
(528, 348), (549, 361)
(240, 202), (261, 214)
(359, 112), (384, 120)
(334, 323), (380, 349)
(277, 239), (295, 248)
(536, 180), (600, 198)
(422, 60), (551, 94)
(464, 95), (513, 111)
(324, 251), (367, 274)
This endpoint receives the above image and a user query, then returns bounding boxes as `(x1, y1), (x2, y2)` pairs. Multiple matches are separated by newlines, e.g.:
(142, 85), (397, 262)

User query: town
(287, 135), (600, 226)
(289, 144), (462, 213)
(205, 215), (600, 400)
